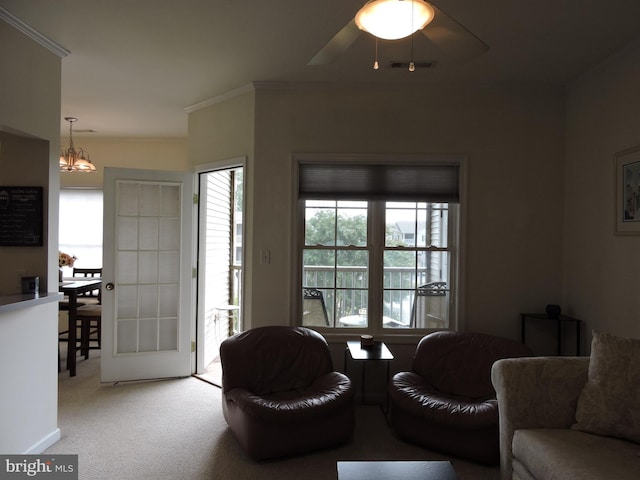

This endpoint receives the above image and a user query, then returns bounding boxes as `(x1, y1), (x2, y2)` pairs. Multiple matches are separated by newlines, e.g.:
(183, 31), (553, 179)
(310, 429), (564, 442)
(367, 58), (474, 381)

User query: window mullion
(368, 201), (385, 333)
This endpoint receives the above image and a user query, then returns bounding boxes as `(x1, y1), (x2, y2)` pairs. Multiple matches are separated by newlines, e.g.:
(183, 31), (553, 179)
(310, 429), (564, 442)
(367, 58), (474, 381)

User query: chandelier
(59, 117), (96, 172)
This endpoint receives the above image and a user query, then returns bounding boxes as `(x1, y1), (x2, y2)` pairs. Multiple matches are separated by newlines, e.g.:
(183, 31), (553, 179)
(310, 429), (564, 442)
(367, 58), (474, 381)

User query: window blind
(59, 189), (103, 268)
(298, 163), (460, 202)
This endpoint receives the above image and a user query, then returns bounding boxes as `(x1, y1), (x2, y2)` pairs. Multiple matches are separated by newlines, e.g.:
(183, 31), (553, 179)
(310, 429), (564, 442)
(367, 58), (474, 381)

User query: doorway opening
(194, 166), (243, 387)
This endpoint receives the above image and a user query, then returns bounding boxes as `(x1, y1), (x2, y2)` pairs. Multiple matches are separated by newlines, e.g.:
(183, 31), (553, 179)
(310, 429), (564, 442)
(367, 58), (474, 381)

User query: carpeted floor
(48, 351), (500, 480)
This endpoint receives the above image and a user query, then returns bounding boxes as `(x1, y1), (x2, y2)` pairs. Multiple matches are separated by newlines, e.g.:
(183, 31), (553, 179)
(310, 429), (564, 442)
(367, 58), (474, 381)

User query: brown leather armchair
(220, 326), (355, 460)
(388, 331), (532, 465)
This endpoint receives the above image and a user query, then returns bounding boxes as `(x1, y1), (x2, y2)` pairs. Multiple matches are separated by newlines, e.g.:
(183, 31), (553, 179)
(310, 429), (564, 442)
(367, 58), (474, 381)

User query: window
(297, 158), (462, 334)
(59, 189), (103, 268)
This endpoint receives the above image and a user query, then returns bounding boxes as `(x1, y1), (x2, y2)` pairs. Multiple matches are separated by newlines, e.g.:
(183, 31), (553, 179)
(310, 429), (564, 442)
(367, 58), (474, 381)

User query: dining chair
(58, 267), (101, 311)
(72, 267), (102, 302)
(58, 269), (103, 370)
(74, 270), (103, 357)
(76, 303), (101, 357)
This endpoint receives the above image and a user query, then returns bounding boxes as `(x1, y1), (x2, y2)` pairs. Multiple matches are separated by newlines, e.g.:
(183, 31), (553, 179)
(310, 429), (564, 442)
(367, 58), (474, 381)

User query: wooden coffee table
(337, 461), (458, 480)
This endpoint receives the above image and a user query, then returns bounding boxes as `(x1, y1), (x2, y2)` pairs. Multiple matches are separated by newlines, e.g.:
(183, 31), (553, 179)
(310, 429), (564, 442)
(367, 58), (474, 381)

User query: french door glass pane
(117, 217), (138, 250)
(115, 180), (181, 354)
(139, 319), (158, 352)
(159, 318), (178, 350)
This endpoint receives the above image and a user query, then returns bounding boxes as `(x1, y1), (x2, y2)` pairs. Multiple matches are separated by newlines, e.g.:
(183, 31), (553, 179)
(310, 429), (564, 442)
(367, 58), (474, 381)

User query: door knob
(105, 282), (115, 291)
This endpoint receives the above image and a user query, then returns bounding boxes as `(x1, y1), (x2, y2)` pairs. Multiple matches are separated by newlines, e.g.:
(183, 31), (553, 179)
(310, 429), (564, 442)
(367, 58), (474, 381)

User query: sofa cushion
(572, 331), (640, 443)
(513, 429), (640, 480)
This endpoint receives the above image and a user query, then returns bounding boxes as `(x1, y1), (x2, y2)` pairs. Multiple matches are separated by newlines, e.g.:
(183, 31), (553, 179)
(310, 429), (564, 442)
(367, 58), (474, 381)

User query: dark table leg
(66, 292), (77, 377)
(384, 360), (390, 414)
(361, 360), (366, 404)
(344, 348), (348, 375)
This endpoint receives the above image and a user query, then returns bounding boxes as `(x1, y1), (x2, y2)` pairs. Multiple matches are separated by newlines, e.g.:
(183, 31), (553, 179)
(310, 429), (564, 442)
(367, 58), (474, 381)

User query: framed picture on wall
(615, 146), (640, 235)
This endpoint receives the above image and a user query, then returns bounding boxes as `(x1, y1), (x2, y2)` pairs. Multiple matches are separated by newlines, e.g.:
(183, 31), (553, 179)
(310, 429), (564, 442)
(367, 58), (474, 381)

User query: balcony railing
(303, 266), (448, 329)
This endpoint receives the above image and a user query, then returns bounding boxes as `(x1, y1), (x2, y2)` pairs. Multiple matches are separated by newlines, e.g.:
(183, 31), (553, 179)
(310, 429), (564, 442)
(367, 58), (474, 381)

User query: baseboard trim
(25, 428), (61, 454)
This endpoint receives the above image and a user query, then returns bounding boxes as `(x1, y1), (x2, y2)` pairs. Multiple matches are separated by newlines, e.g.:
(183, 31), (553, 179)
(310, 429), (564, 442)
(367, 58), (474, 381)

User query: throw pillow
(572, 330), (640, 443)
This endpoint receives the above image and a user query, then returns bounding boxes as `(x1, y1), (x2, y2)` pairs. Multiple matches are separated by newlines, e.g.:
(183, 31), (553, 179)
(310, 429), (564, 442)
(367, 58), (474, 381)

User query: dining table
(59, 278), (102, 377)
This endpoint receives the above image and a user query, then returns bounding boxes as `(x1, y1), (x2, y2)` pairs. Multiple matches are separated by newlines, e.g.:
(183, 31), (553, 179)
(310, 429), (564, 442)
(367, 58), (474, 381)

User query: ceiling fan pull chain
(373, 37), (379, 70)
(409, 1), (416, 71)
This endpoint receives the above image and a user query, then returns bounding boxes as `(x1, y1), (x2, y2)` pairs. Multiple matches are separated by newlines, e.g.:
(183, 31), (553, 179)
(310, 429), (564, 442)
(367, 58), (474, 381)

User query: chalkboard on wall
(0, 186), (43, 246)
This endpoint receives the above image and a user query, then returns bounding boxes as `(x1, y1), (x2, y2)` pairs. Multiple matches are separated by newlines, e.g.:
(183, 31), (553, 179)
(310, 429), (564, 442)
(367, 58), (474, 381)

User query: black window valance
(298, 162), (460, 202)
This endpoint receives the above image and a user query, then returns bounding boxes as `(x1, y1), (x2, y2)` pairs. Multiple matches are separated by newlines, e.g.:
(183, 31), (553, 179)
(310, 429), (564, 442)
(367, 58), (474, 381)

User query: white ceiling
(2, 0), (640, 138)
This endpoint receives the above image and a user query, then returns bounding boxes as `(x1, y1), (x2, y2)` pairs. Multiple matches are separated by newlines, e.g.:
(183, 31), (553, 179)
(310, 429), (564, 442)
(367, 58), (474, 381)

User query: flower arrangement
(58, 251), (77, 268)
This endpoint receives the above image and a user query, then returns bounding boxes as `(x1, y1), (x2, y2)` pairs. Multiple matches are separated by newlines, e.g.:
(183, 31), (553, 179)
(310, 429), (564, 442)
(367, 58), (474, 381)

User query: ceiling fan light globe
(355, 0), (434, 40)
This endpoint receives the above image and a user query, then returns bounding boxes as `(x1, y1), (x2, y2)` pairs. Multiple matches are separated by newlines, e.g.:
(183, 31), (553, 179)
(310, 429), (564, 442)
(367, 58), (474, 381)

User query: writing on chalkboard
(0, 186), (44, 246)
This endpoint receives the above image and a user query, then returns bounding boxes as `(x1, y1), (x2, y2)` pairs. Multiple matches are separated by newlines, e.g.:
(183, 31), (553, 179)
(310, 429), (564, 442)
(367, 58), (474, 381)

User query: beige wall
(564, 37), (640, 349)
(0, 18), (62, 454)
(188, 90), (256, 323)
(190, 82), (567, 340)
(59, 137), (188, 189)
(187, 90), (255, 166)
(0, 132), (50, 294)
(0, 20), (61, 294)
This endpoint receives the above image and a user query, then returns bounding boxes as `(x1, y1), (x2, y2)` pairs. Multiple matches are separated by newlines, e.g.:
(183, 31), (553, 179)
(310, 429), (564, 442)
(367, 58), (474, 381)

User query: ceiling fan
(308, 0), (488, 67)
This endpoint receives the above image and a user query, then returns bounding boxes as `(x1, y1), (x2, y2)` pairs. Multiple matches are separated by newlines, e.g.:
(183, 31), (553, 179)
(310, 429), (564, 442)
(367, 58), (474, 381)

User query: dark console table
(520, 312), (582, 356)
(344, 340), (394, 412)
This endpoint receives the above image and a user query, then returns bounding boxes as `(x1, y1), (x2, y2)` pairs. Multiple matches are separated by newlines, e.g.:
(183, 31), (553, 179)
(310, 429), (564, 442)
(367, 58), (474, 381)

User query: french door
(195, 165), (244, 374)
(101, 167), (194, 382)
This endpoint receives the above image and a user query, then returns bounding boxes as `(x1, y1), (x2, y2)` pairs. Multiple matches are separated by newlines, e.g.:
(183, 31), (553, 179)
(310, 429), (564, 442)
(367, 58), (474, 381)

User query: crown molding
(0, 6), (69, 58)
(184, 83), (256, 113)
(184, 80), (442, 113)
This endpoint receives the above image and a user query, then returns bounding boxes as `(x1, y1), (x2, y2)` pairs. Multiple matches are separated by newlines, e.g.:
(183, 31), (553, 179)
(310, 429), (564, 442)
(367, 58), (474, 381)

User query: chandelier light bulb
(409, 61), (416, 72)
(355, 0), (435, 40)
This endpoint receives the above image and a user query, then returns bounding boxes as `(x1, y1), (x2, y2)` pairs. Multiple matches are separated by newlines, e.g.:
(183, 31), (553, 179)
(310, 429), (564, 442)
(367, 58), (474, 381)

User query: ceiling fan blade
(421, 3), (489, 61)
(308, 19), (362, 66)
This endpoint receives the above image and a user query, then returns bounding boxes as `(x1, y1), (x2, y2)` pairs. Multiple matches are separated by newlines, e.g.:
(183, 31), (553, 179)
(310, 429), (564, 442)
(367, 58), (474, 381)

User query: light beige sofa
(492, 344), (640, 480)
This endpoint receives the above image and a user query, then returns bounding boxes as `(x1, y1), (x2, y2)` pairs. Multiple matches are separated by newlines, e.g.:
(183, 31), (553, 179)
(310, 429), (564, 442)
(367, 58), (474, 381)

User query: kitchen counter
(0, 292), (62, 314)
